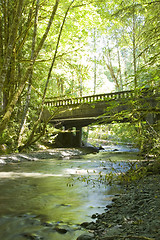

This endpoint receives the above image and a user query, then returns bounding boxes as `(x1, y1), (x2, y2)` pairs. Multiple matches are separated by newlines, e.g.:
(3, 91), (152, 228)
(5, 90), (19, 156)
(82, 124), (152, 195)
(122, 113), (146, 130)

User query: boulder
(76, 233), (95, 240)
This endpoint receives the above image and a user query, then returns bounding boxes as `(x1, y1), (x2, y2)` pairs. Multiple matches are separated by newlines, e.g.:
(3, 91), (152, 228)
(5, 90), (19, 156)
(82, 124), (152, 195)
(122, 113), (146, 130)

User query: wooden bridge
(44, 88), (160, 147)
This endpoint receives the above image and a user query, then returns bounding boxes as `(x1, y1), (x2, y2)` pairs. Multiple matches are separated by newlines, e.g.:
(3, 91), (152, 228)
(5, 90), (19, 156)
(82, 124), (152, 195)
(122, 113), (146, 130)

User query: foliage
(108, 123), (140, 145)
(139, 121), (160, 157)
(75, 157), (142, 187)
(88, 123), (140, 147)
(94, 0), (160, 90)
(76, 156), (160, 187)
(0, 0), (159, 152)
(0, 0), (102, 151)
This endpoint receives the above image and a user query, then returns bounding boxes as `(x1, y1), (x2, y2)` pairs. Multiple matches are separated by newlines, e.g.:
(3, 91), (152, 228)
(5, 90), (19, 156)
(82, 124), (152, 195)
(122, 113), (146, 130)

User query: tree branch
(19, 0), (75, 151)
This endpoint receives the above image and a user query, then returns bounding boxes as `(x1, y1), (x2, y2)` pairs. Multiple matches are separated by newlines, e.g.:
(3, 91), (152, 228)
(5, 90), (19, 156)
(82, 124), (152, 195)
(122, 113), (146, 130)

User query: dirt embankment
(78, 174), (160, 240)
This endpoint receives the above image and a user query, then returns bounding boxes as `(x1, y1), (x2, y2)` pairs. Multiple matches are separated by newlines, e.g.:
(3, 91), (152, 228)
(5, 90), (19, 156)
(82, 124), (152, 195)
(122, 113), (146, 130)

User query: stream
(0, 144), (139, 240)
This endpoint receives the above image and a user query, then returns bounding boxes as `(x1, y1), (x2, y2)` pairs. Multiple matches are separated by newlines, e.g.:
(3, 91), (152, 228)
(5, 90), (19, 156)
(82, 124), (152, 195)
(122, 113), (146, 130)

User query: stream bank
(78, 174), (160, 240)
(0, 147), (99, 164)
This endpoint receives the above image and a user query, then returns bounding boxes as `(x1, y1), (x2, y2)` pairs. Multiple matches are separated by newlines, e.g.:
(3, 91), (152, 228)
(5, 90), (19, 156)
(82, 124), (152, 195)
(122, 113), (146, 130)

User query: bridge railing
(45, 90), (136, 107)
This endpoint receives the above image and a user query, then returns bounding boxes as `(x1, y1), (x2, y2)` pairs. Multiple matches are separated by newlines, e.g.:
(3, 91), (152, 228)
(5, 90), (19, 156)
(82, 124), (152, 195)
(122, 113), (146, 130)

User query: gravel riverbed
(78, 174), (160, 240)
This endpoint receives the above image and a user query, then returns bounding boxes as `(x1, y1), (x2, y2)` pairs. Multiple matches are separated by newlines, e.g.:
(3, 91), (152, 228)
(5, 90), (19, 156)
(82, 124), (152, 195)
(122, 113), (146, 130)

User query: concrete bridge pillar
(75, 126), (82, 147)
(64, 126), (74, 147)
(58, 126), (82, 147)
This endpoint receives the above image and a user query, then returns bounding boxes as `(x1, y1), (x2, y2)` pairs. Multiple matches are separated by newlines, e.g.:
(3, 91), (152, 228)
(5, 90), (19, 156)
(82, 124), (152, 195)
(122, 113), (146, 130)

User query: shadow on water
(0, 145), (140, 240)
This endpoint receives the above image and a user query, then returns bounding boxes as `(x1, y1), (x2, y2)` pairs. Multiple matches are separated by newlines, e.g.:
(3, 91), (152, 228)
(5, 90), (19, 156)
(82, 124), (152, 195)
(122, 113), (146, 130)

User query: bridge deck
(44, 88), (160, 128)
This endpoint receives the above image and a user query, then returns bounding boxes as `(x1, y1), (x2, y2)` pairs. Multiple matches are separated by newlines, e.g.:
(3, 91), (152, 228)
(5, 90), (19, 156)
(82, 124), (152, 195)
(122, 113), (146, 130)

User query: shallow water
(0, 146), (140, 240)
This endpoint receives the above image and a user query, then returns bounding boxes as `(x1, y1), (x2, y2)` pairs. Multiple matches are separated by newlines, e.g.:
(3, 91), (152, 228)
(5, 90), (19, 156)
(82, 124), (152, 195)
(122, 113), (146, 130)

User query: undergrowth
(75, 158), (160, 187)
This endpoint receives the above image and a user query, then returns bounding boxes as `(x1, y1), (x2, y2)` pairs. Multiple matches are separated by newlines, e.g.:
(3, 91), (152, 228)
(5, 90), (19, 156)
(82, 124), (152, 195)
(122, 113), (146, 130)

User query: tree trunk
(18, 0), (40, 147)
(0, 0), (24, 94)
(19, 0), (75, 151)
(93, 28), (97, 94)
(0, 14), (3, 109)
(0, 0), (59, 134)
(104, 46), (120, 91)
(117, 47), (123, 90)
(132, 0), (137, 88)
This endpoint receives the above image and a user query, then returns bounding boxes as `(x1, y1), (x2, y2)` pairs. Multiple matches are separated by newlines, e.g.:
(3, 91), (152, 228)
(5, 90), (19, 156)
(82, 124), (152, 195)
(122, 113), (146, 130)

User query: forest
(0, 0), (159, 154)
(0, 2), (160, 240)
